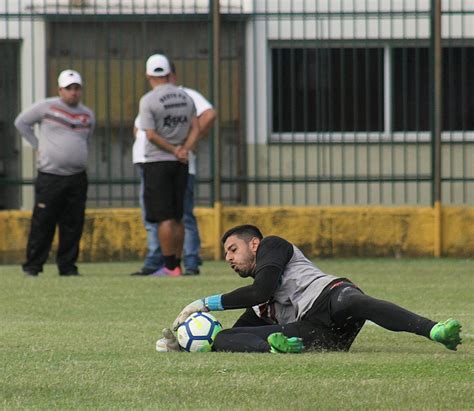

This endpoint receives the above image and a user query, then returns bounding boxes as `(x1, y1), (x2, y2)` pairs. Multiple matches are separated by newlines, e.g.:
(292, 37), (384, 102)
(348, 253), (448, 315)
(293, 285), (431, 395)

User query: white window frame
(268, 43), (474, 143)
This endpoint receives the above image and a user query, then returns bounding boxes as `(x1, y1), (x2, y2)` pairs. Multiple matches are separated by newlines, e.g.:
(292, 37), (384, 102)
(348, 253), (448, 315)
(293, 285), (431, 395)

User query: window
(272, 46), (474, 136)
(272, 47), (384, 133)
(393, 47), (474, 131)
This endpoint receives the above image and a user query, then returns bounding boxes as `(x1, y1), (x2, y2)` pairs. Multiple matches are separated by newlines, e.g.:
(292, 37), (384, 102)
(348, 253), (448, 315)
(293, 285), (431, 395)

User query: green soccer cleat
(430, 319), (462, 351)
(267, 332), (304, 354)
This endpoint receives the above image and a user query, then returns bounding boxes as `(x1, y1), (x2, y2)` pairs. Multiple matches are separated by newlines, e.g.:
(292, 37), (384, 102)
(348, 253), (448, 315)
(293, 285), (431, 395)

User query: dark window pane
(444, 47), (474, 131)
(392, 47), (430, 131)
(393, 46), (474, 131)
(272, 47), (384, 133)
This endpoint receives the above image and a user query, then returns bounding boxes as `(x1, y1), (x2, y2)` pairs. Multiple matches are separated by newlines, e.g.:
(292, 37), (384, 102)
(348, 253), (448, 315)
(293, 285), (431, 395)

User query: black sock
(163, 255), (177, 270)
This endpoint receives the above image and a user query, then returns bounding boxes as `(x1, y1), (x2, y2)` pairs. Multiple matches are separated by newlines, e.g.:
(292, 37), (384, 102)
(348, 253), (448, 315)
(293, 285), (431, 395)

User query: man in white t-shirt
(131, 63), (216, 276)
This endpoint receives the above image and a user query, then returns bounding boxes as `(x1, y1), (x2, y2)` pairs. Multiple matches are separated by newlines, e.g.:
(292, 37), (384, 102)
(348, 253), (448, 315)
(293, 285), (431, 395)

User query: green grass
(1, 259), (473, 410)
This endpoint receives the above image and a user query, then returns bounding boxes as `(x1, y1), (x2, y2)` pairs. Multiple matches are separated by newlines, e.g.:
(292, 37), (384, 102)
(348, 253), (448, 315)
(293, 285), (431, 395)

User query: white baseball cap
(58, 69), (82, 88)
(146, 54), (171, 77)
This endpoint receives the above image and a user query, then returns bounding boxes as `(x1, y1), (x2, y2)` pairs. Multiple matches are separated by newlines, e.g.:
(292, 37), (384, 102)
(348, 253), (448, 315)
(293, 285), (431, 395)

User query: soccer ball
(176, 312), (222, 352)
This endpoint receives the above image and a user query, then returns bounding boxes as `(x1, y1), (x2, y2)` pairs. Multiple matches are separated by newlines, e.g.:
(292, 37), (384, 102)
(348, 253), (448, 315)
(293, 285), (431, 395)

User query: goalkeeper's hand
(155, 328), (180, 352)
(172, 299), (208, 330)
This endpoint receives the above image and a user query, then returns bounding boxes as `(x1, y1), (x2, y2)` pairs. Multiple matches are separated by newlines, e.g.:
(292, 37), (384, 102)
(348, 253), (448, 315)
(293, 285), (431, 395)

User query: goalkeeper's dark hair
(221, 225), (263, 244)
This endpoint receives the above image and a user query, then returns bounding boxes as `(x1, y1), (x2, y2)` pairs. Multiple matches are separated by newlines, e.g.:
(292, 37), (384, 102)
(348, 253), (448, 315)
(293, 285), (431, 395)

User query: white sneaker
(155, 328), (180, 352)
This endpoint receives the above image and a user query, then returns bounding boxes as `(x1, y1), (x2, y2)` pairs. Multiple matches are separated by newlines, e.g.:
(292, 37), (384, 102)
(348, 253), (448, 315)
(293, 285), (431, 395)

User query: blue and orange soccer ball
(177, 312), (223, 352)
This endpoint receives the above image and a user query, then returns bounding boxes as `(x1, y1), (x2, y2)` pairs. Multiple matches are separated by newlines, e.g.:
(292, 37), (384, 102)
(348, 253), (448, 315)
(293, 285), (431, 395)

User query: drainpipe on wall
(211, 0), (222, 260)
(431, 0), (442, 257)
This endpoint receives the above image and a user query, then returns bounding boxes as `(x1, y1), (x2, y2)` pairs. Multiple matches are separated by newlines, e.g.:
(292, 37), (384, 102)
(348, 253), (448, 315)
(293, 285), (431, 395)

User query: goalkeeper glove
(172, 295), (223, 330)
(155, 328), (180, 352)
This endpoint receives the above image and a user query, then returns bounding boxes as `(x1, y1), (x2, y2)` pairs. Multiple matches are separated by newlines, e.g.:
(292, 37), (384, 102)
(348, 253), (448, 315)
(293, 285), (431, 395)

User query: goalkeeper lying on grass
(157, 224), (462, 354)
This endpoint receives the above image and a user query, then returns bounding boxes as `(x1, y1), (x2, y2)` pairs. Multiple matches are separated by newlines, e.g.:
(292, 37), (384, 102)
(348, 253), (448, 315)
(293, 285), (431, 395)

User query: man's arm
(87, 111), (95, 144)
(183, 108), (216, 152)
(196, 108), (216, 139)
(174, 116), (201, 162)
(220, 267), (282, 308)
(182, 116), (201, 152)
(145, 129), (182, 158)
(14, 101), (46, 149)
(182, 87), (216, 147)
(172, 268), (281, 330)
(173, 237), (293, 329)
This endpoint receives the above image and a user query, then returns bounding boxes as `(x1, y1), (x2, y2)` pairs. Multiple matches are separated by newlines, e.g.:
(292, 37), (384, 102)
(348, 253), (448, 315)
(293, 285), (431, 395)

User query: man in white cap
(14, 69), (95, 276)
(130, 61), (216, 277)
(138, 54), (200, 276)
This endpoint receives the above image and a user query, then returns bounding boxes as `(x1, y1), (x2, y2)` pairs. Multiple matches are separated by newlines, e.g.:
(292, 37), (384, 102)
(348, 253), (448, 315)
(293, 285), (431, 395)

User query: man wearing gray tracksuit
(14, 69), (95, 276)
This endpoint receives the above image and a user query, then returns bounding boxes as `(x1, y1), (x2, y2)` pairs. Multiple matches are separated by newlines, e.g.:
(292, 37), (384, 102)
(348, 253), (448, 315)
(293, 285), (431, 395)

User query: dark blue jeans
(182, 174), (202, 270)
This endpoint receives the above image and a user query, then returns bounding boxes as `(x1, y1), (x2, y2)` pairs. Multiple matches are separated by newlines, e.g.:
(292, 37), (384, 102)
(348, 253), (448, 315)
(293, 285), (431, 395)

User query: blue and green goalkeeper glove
(172, 295), (223, 330)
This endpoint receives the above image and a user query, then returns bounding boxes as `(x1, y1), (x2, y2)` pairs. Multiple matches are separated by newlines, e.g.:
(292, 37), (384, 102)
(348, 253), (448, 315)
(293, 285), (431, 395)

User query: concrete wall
(0, 206), (472, 264)
(245, 144), (474, 205)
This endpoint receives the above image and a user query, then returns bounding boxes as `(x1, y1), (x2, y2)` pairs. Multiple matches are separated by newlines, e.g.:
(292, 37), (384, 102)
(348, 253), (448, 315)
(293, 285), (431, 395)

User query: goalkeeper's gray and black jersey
(221, 236), (341, 324)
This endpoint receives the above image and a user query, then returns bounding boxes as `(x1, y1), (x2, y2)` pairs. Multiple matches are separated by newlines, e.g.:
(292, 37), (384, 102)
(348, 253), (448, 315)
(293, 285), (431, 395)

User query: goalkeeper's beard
(232, 256), (256, 278)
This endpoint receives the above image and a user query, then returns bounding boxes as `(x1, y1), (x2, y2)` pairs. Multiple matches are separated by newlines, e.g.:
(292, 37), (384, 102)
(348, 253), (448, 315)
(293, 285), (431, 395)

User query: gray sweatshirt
(14, 97), (95, 175)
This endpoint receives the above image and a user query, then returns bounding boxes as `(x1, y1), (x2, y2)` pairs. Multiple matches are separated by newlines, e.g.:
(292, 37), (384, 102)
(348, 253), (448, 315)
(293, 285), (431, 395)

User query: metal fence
(0, 0), (473, 209)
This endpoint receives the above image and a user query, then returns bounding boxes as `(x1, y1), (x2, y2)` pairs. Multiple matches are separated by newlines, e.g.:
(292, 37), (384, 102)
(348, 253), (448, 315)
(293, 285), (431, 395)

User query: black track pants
(329, 286), (437, 338)
(213, 285), (437, 353)
(23, 171), (87, 274)
(213, 306), (352, 353)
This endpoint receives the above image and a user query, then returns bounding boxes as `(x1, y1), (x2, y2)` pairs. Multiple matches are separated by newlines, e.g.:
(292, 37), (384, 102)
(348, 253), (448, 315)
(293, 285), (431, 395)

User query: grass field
(1, 258), (473, 410)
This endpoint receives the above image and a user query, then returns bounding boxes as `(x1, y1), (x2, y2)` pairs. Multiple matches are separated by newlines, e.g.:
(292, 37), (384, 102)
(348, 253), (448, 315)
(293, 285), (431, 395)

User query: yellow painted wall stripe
(0, 206), (472, 263)
(434, 200), (442, 258)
